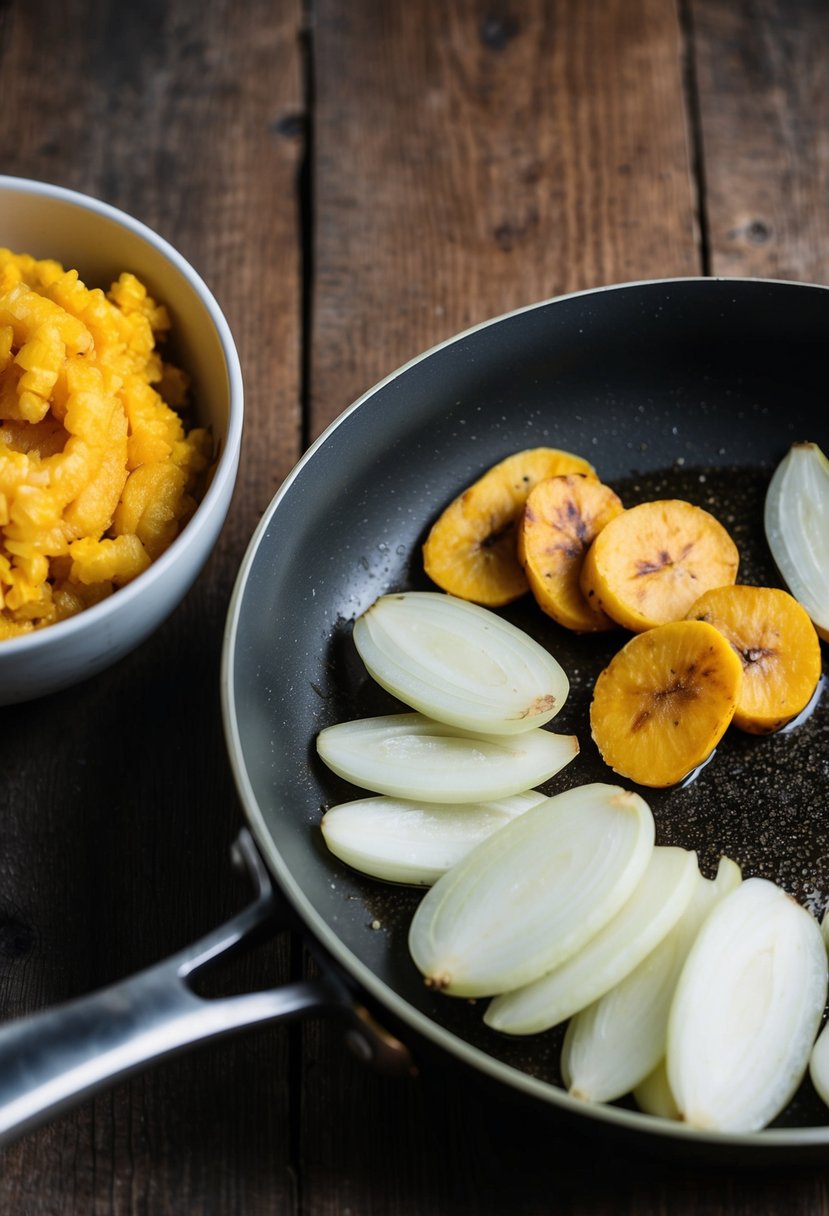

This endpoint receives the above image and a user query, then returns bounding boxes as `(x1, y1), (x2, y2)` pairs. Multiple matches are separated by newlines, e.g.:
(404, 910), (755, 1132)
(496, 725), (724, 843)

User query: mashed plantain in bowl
(0, 248), (213, 639)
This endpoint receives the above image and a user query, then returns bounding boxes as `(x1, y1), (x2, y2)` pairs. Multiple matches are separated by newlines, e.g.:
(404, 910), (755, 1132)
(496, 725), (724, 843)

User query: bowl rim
(0, 174), (244, 653)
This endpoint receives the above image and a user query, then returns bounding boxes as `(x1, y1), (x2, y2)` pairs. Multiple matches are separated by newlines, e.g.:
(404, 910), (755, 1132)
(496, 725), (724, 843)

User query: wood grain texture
(2, 0), (829, 1212)
(310, 0), (701, 436)
(298, 1036), (829, 1216)
(0, 0), (304, 1211)
(690, 0), (829, 281)
(302, 4), (829, 1213)
(301, 1), (701, 1212)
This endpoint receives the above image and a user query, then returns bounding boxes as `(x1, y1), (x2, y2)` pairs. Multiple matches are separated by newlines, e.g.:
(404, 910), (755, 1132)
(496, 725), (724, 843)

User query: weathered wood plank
(303, 2), (700, 1212)
(310, 0), (701, 439)
(300, 1044), (829, 1216)
(0, 0), (304, 1210)
(691, 0), (829, 281)
(3, 0), (829, 1211)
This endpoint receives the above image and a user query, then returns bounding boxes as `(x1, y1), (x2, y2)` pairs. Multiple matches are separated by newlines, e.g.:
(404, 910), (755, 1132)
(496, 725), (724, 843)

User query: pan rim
(222, 274), (829, 1151)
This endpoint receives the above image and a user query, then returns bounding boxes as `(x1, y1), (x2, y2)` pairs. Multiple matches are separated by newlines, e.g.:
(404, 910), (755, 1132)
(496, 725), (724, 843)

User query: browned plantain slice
(590, 619), (743, 787)
(422, 447), (594, 606)
(686, 584), (822, 734)
(518, 473), (624, 632)
(580, 499), (739, 632)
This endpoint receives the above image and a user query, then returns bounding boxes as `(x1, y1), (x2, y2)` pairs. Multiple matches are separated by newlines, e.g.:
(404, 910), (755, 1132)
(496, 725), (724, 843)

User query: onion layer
(485, 845), (698, 1035)
(561, 855), (741, 1104)
(808, 904), (829, 1109)
(316, 712), (578, 803)
(633, 1060), (681, 1121)
(667, 877), (828, 1133)
(320, 791), (547, 886)
(353, 592), (569, 734)
(408, 782), (655, 998)
(764, 441), (829, 640)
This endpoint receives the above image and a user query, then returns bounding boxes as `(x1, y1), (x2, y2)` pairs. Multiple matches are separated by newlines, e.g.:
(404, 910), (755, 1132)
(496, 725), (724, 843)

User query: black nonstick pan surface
(225, 277), (829, 1157)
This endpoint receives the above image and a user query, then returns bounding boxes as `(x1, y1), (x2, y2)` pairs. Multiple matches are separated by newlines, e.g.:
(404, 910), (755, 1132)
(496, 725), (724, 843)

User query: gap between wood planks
(289, 13), (316, 1214)
(678, 0), (711, 275)
(298, 0), (317, 457)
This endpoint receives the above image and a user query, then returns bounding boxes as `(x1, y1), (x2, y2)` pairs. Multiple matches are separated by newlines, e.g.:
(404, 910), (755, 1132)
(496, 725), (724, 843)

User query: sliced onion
(561, 855), (741, 1104)
(633, 1059), (681, 1121)
(352, 592), (569, 734)
(809, 1016), (829, 1110)
(764, 441), (829, 639)
(485, 846), (698, 1035)
(667, 877), (828, 1133)
(408, 783), (654, 998)
(704, 854), (744, 903)
(320, 790), (547, 886)
(316, 713), (577, 803)
(808, 904), (829, 1109)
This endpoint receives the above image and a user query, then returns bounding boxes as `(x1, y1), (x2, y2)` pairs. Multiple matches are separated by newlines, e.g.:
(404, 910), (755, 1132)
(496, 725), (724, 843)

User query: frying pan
(1, 277), (828, 1160)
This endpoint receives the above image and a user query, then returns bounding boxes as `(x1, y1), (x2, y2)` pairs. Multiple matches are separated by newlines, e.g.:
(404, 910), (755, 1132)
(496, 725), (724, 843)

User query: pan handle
(0, 829), (412, 1148)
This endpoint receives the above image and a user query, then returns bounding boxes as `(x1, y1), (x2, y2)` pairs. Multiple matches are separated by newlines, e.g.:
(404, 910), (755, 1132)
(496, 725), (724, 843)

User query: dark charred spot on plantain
(634, 681), (699, 730)
(480, 521), (516, 550)
(657, 682), (698, 702)
(636, 549), (673, 576)
(561, 498), (589, 538)
(537, 498), (590, 559)
(547, 541), (583, 560)
(742, 646), (775, 667)
(636, 541), (695, 577)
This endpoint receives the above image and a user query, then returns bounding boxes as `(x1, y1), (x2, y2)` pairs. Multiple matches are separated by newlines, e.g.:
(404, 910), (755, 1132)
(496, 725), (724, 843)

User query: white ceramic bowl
(0, 176), (243, 704)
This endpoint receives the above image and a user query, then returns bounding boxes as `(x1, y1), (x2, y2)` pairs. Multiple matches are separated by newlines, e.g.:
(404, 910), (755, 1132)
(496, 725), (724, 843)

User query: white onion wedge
(764, 441), (829, 640)
(633, 1059), (681, 1121)
(408, 783), (654, 998)
(320, 790), (547, 885)
(707, 853), (744, 901)
(316, 713), (578, 803)
(808, 904), (829, 1109)
(352, 592), (569, 734)
(667, 877), (828, 1133)
(809, 1017), (829, 1110)
(485, 846), (698, 1035)
(561, 855), (742, 1104)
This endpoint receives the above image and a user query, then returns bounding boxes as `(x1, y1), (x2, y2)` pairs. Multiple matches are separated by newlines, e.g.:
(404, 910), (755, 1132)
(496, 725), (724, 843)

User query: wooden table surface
(2, 1), (829, 1211)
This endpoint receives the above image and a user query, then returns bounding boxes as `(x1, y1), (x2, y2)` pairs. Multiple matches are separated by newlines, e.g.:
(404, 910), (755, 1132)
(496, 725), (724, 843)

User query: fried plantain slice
(422, 447), (594, 607)
(589, 619), (743, 787)
(686, 584), (822, 734)
(518, 472), (623, 632)
(580, 499), (739, 632)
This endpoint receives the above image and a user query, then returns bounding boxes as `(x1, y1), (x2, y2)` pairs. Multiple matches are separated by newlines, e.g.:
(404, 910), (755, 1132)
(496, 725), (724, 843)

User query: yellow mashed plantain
(0, 248), (213, 639)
